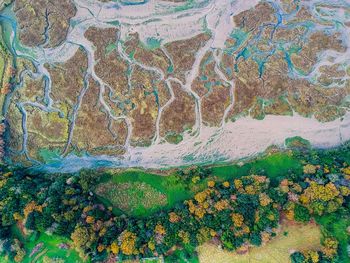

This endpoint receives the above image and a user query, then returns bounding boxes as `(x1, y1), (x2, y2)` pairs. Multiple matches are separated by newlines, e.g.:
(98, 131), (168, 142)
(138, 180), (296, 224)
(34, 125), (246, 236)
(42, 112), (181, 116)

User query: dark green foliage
(25, 212), (37, 230)
(165, 247), (199, 263)
(290, 251), (305, 263)
(78, 169), (100, 193)
(236, 194), (259, 222)
(0, 225), (10, 239)
(294, 204), (311, 223)
(250, 232), (262, 246)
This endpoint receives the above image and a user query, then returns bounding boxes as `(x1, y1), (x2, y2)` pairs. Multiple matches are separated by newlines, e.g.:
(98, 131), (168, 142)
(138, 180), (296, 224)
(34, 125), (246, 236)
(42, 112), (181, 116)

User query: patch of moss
(165, 133), (183, 144)
(285, 136), (311, 150)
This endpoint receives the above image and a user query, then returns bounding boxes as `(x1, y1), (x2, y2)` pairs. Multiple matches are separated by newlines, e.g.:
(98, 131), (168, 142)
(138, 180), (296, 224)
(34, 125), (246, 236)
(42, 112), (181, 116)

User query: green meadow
(95, 148), (305, 217)
(1, 225), (83, 263)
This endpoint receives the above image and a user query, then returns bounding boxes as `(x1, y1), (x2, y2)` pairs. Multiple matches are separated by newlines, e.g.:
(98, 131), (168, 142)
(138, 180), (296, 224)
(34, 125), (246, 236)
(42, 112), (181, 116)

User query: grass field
(96, 181), (168, 216)
(197, 221), (322, 263)
(96, 169), (191, 217)
(95, 151), (304, 217)
(211, 151), (303, 181)
(0, 225), (85, 263)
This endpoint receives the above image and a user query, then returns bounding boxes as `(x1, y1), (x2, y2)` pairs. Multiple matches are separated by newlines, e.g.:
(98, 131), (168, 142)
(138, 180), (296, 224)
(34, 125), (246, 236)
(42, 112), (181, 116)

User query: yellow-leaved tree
(119, 230), (137, 255)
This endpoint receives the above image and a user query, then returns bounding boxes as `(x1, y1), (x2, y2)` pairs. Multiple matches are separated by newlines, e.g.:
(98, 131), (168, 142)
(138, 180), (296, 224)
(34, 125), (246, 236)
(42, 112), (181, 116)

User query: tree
(290, 251), (305, 263)
(178, 230), (190, 245)
(25, 211), (37, 230)
(35, 210), (54, 232)
(322, 237), (338, 258)
(294, 204), (310, 222)
(79, 169), (98, 193)
(250, 232), (262, 246)
(0, 225), (10, 239)
(303, 164), (317, 174)
(71, 225), (90, 249)
(169, 212), (180, 223)
(231, 213), (244, 227)
(196, 227), (211, 244)
(119, 231), (137, 255)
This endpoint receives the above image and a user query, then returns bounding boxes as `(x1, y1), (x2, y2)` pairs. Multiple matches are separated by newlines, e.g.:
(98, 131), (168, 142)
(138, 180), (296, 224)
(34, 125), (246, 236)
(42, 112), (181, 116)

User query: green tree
(294, 204), (310, 222)
(290, 251), (305, 263)
(78, 169), (98, 193)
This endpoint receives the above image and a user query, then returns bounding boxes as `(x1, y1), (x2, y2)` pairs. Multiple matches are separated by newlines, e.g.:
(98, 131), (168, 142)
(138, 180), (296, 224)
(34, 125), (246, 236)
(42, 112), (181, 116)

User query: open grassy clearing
(96, 169), (192, 217)
(0, 225), (84, 263)
(197, 221), (322, 263)
(28, 233), (83, 263)
(211, 151), (303, 180)
(95, 181), (168, 216)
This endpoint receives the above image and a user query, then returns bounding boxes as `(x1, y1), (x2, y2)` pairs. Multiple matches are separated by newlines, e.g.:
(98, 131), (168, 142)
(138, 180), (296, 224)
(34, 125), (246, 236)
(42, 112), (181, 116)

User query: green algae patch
(167, 64), (174, 73)
(105, 42), (117, 55)
(38, 148), (61, 163)
(144, 37), (162, 50)
(225, 28), (249, 54)
(173, 0), (195, 12)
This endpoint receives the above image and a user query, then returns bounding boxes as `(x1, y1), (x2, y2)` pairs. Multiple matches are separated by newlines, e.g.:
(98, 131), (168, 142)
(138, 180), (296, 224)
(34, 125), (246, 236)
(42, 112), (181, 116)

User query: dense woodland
(0, 143), (350, 262)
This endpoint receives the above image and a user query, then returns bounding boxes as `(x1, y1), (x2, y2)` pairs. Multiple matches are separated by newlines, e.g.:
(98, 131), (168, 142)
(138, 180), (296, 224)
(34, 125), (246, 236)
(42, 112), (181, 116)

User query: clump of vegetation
(165, 133), (183, 144)
(285, 136), (311, 150)
(290, 236), (339, 263)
